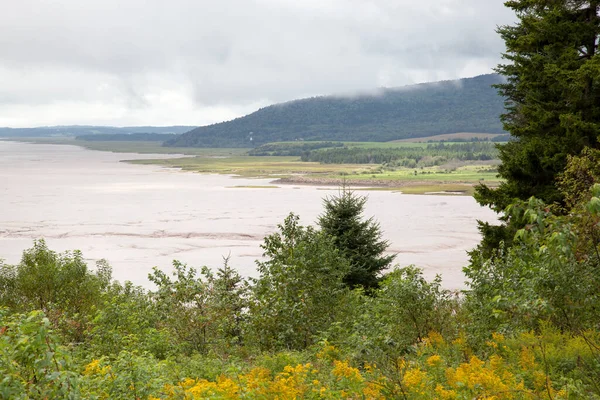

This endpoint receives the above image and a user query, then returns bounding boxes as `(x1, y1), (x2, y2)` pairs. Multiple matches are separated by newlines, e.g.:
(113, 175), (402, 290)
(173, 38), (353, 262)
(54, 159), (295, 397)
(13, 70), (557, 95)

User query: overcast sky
(0, 0), (515, 128)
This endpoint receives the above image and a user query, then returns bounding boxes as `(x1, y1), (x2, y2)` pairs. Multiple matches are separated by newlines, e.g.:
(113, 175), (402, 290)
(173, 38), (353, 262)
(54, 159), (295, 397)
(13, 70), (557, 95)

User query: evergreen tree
(474, 0), (600, 254)
(318, 187), (395, 291)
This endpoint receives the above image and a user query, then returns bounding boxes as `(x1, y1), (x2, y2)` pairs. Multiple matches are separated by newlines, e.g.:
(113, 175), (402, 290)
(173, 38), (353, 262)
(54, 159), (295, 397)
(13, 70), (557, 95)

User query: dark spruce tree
(318, 187), (395, 291)
(474, 0), (600, 256)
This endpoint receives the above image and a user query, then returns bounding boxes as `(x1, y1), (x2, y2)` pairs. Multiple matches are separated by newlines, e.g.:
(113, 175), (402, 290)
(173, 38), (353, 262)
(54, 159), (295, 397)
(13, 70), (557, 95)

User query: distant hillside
(166, 74), (506, 148)
(0, 125), (196, 138)
(76, 133), (176, 141)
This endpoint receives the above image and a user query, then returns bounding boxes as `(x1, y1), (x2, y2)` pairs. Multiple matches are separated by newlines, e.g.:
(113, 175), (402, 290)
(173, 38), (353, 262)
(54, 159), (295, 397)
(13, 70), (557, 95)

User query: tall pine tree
(318, 187), (395, 291)
(475, 0), (600, 254)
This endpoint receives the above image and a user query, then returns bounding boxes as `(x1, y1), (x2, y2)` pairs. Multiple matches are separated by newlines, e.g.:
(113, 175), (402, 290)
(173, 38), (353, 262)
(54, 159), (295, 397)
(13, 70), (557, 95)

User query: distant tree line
(430, 134), (510, 143)
(76, 133), (177, 142)
(0, 126), (195, 138)
(301, 142), (498, 166)
(247, 141), (344, 156)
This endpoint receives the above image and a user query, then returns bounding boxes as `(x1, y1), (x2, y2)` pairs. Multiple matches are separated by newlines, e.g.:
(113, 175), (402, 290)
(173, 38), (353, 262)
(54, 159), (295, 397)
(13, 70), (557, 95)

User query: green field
(127, 155), (367, 177)
(128, 155), (500, 194)
(345, 141), (432, 148)
(394, 132), (509, 142)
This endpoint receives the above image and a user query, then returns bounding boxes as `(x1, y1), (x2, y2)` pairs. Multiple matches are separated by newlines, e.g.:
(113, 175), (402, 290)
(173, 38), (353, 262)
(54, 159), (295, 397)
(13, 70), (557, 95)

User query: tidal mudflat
(0, 141), (497, 289)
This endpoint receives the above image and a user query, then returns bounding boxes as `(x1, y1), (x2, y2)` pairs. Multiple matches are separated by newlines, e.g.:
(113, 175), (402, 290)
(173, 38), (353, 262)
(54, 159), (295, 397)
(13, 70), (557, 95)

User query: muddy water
(0, 141), (497, 289)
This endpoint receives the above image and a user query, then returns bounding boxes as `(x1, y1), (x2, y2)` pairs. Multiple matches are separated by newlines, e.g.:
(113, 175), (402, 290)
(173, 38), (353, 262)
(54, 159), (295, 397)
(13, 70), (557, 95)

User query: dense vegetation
(301, 142), (498, 167)
(2, 172), (600, 398)
(248, 141), (344, 156)
(0, 125), (195, 138)
(474, 0), (600, 255)
(438, 135), (510, 143)
(165, 74), (505, 148)
(3, 2), (600, 399)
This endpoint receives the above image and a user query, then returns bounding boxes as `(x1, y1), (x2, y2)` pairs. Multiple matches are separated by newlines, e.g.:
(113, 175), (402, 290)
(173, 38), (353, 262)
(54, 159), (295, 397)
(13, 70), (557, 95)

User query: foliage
(343, 267), (456, 369)
(248, 141), (344, 156)
(0, 310), (80, 399)
(87, 281), (173, 359)
(465, 187), (600, 340)
(302, 142), (498, 166)
(0, 239), (110, 342)
(4, 312), (598, 399)
(2, 175), (600, 398)
(474, 0), (600, 254)
(249, 213), (351, 350)
(384, 328), (600, 399)
(557, 147), (600, 209)
(318, 188), (395, 290)
(0, 214), (599, 397)
(165, 74), (505, 147)
(80, 351), (173, 400)
(148, 259), (249, 355)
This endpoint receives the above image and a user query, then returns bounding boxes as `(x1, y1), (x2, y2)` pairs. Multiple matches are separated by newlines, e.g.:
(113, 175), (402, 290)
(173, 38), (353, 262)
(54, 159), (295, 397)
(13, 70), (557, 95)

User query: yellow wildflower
(332, 360), (363, 382)
(362, 381), (385, 400)
(435, 384), (458, 400)
(533, 370), (549, 392)
(83, 359), (101, 375)
(453, 356), (511, 396)
(492, 332), (505, 343)
(216, 376), (239, 398)
(403, 367), (425, 389)
(316, 340), (340, 361)
(242, 367), (271, 392)
(445, 367), (457, 388)
(267, 363), (311, 398)
(489, 354), (504, 371)
(519, 346), (536, 370)
(428, 331), (445, 346)
(426, 354), (443, 367)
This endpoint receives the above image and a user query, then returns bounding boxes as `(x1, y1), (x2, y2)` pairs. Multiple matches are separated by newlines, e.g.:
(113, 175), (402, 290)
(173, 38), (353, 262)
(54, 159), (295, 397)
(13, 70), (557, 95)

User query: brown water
(0, 141), (497, 289)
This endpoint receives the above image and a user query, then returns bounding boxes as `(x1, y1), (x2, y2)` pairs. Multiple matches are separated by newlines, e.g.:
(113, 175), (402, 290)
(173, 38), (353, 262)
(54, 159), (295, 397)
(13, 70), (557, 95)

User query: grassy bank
(130, 156), (500, 194)
(7, 137), (501, 194)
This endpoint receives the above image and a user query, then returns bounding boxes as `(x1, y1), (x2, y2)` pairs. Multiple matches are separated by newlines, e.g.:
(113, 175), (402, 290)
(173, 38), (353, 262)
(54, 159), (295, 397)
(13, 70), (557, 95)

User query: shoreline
(270, 175), (479, 195)
(3, 138), (492, 195)
(271, 175), (470, 187)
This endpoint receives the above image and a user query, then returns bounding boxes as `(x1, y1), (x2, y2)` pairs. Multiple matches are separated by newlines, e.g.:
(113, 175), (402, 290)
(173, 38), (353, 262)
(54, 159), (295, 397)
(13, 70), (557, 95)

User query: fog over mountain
(0, 0), (514, 127)
(166, 74), (506, 147)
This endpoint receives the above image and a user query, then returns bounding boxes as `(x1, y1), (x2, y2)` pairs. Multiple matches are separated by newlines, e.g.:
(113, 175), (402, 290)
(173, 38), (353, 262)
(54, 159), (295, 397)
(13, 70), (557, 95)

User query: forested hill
(166, 74), (506, 148)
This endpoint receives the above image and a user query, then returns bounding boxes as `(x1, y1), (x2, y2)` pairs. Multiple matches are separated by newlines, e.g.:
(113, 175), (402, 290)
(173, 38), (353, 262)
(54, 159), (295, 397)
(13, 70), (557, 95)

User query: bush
(249, 213), (351, 350)
(465, 188), (600, 341)
(0, 240), (110, 342)
(344, 267), (456, 368)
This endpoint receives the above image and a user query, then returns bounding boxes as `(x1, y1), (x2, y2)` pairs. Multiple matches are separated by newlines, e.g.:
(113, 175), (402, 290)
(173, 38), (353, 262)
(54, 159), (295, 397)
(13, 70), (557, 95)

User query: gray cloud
(0, 0), (515, 127)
